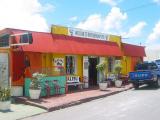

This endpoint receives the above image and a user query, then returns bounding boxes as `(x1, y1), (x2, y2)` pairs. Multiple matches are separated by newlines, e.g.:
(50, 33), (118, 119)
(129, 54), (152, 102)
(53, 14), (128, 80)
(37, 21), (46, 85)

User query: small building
(0, 27), (146, 96)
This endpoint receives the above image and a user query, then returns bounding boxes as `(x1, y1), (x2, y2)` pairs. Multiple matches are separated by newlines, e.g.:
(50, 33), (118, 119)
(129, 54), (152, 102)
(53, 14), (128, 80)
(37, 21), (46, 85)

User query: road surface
(22, 86), (160, 120)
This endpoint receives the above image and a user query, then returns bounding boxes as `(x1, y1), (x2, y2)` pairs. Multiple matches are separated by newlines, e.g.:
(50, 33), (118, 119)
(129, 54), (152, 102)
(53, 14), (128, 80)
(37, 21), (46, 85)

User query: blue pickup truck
(129, 62), (160, 89)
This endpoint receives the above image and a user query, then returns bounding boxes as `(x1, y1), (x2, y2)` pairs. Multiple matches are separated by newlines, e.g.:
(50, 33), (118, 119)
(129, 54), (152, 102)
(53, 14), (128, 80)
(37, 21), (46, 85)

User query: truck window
(135, 63), (158, 70)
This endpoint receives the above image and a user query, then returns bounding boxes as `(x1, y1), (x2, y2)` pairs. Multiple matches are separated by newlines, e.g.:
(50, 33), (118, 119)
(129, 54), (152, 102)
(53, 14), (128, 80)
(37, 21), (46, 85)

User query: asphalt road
(23, 86), (160, 120)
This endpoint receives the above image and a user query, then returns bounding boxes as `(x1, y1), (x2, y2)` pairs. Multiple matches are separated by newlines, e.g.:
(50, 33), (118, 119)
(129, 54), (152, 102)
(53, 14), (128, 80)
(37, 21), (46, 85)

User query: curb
(15, 86), (133, 112)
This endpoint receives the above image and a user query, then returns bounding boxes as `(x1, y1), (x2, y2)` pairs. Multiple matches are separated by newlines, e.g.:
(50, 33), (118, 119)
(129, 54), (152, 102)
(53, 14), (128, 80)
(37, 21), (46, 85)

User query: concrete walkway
(0, 104), (46, 120)
(16, 84), (133, 112)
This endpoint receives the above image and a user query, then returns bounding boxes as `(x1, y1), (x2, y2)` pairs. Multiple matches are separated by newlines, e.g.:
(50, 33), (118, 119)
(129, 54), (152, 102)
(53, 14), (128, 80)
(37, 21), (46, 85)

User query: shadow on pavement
(133, 84), (160, 90)
(0, 109), (14, 113)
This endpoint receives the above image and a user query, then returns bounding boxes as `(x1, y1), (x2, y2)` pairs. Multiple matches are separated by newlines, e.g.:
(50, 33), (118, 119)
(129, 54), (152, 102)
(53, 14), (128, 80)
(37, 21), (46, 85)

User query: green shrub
(30, 72), (47, 90)
(114, 62), (122, 80)
(96, 60), (108, 82)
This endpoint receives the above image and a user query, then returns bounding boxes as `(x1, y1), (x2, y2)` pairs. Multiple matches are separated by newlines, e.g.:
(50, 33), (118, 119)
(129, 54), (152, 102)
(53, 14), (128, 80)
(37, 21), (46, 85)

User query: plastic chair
(42, 80), (51, 97)
(52, 80), (66, 95)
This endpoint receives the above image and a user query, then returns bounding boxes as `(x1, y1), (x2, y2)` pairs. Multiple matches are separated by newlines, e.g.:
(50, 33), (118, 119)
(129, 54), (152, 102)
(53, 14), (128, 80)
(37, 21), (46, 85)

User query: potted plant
(114, 62), (122, 87)
(96, 59), (108, 90)
(29, 72), (47, 99)
(0, 87), (11, 111)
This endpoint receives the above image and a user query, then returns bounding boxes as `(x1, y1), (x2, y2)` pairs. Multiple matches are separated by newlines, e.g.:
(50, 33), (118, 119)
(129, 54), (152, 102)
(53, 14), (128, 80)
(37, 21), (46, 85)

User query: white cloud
(153, 0), (160, 4)
(123, 22), (147, 38)
(0, 0), (54, 32)
(76, 14), (102, 31)
(99, 0), (123, 6)
(76, 7), (127, 33)
(147, 21), (160, 43)
(100, 0), (117, 6)
(69, 16), (78, 22)
(103, 7), (127, 32)
(145, 21), (160, 61)
(145, 44), (160, 61)
(42, 3), (55, 12)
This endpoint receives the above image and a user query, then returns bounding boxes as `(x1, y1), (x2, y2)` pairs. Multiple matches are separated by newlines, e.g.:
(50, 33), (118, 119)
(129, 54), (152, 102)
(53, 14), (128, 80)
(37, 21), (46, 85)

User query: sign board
(68, 28), (107, 41)
(67, 75), (80, 83)
(53, 58), (64, 71)
(0, 53), (9, 88)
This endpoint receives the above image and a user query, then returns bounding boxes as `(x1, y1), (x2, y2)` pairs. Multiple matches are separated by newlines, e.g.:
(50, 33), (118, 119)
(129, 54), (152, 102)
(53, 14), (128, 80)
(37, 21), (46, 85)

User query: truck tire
(133, 83), (139, 89)
(156, 77), (160, 87)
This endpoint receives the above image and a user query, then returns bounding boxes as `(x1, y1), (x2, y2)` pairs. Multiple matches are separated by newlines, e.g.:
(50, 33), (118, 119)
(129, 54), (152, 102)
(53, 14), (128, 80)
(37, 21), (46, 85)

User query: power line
(69, 2), (157, 38)
(122, 2), (155, 13)
(75, 2), (156, 23)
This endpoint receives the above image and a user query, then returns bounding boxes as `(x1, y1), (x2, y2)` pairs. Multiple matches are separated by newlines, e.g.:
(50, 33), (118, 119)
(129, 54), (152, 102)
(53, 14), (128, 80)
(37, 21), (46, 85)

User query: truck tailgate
(129, 71), (152, 81)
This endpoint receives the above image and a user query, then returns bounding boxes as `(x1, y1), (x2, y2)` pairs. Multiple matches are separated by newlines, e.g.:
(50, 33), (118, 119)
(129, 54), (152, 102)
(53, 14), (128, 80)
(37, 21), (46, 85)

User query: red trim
(122, 43), (146, 57)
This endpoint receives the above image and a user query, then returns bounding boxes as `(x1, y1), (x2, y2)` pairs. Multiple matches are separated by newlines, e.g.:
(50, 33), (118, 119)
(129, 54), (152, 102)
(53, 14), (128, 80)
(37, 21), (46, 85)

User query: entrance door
(89, 58), (98, 86)
(0, 53), (9, 88)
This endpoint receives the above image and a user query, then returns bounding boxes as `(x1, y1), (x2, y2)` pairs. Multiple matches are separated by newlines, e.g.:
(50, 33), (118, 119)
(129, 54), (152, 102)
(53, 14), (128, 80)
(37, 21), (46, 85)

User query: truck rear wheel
(156, 77), (160, 87)
(133, 83), (139, 89)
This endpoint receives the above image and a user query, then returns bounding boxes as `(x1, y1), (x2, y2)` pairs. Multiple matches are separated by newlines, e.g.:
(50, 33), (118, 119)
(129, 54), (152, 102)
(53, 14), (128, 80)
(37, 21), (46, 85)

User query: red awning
(22, 33), (122, 56)
(1, 28), (122, 57)
(122, 43), (146, 57)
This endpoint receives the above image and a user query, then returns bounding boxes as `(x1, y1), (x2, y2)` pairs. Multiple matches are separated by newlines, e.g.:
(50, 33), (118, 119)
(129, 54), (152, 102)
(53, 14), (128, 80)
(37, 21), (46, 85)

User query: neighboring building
(121, 43), (146, 74)
(0, 26), (146, 96)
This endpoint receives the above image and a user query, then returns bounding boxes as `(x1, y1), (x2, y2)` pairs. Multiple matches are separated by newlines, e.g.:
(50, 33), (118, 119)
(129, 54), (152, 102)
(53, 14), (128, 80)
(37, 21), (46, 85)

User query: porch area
(15, 84), (132, 111)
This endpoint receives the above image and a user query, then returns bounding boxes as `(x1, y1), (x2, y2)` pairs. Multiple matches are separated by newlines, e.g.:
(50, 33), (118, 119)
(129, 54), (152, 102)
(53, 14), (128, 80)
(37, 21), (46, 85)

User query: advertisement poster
(53, 58), (64, 71)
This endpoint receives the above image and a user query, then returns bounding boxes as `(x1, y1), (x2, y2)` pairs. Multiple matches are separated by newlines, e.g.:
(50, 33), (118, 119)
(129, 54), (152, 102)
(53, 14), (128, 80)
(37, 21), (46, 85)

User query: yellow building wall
(76, 55), (83, 81)
(121, 56), (132, 75)
(104, 57), (109, 76)
(42, 53), (52, 68)
(51, 25), (68, 35)
(42, 54), (83, 78)
(108, 35), (122, 48)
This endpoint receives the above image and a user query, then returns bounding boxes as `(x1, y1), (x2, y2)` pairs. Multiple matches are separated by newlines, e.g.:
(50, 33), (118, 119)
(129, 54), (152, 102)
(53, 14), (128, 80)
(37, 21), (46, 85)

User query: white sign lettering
(68, 28), (107, 41)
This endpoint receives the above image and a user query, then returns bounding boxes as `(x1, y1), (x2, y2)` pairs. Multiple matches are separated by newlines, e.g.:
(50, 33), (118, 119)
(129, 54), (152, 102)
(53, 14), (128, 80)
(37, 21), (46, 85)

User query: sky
(0, 0), (160, 61)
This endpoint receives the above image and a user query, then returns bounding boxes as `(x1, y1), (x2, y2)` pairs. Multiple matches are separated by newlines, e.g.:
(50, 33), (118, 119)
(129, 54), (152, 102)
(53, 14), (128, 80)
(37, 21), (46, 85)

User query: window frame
(65, 55), (77, 75)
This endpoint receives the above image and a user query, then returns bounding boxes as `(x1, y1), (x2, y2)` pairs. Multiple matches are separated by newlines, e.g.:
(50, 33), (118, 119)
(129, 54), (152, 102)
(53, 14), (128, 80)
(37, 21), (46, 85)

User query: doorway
(89, 58), (98, 86)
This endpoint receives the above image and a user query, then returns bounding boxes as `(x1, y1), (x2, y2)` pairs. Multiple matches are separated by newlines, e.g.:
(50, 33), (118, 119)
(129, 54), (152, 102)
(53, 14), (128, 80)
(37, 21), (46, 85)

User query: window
(0, 34), (10, 47)
(108, 57), (114, 72)
(135, 63), (158, 70)
(20, 33), (33, 44)
(66, 56), (76, 74)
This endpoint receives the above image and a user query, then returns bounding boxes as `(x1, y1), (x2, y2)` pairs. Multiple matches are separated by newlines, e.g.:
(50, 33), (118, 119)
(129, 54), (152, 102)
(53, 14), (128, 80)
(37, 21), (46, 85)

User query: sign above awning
(68, 27), (108, 41)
